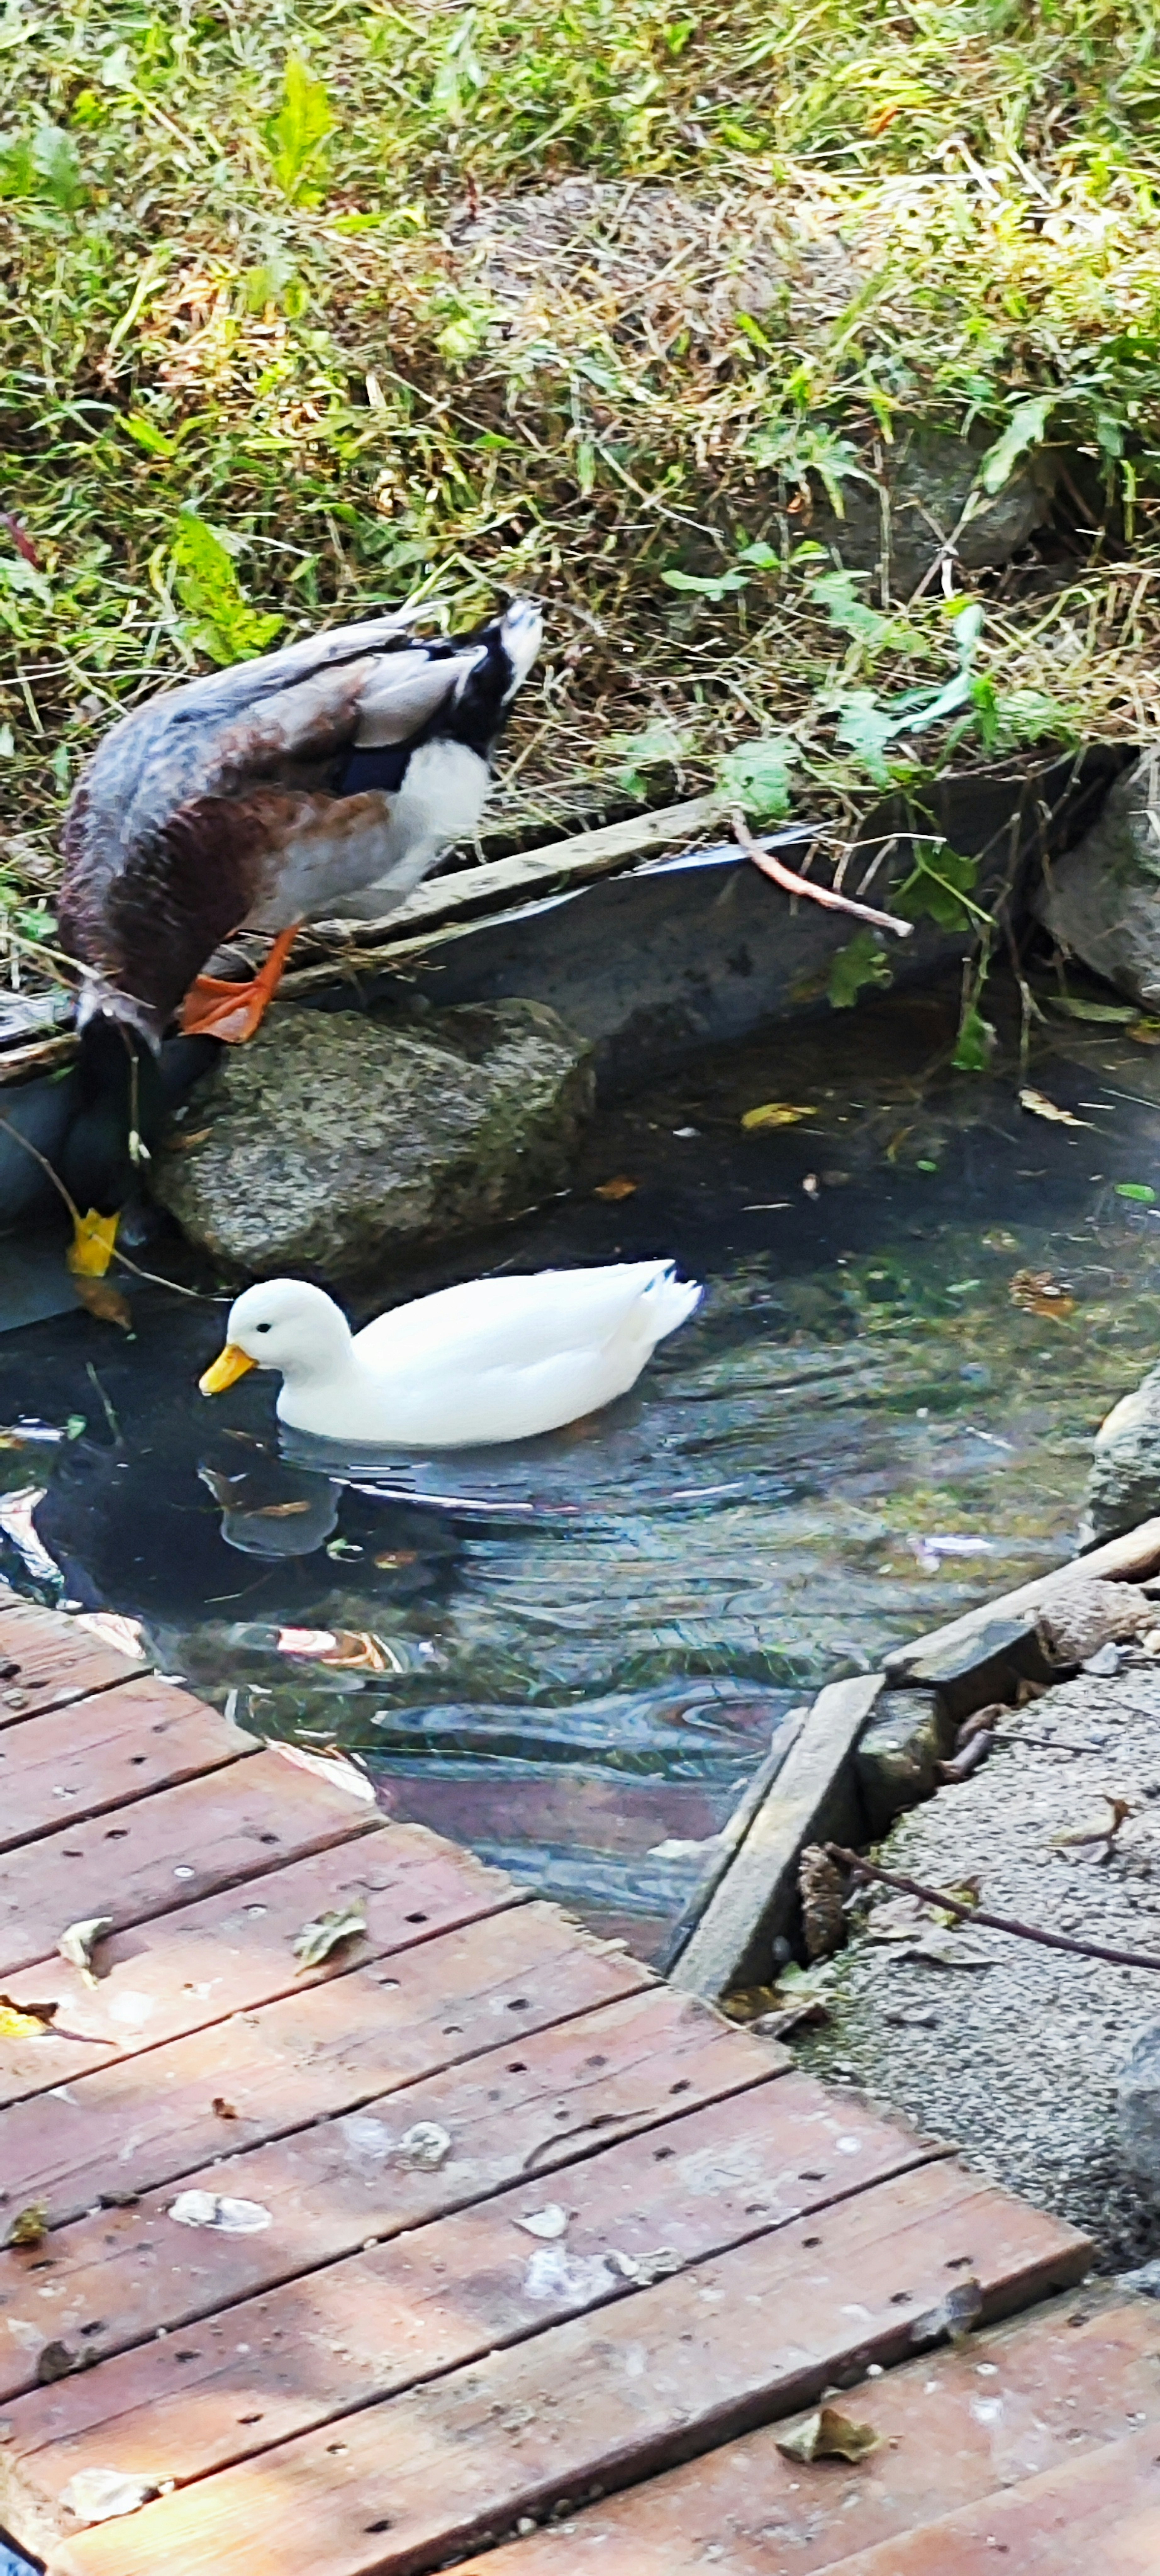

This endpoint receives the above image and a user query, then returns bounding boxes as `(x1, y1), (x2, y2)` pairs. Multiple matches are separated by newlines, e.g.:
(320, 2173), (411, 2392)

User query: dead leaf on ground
(1128, 1019), (1160, 1046)
(593, 1174), (638, 1200)
(1010, 1267), (1075, 1319)
(0, 1993), (59, 2040)
(1051, 1792), (1133, 1855)
(395, 2120), (452, 2169)
(5, 2201), (48, 2248)
(212, 2096), (237, 2119)
(799, 1844), (847, 1961)
(777, 2406), (884, 2465)
(168, 2190), (271, 2233)
(924, 2275), (984, 2346)
(741, 1102), (817, 1131)
(36, 2338), (78, 2383)
(58, 1916), (114, 1988)
(59, 2468), (160, 2525)
(1018, 1086), (1093, 1130)
(72, 1276), (134, 1332)
(292, 1900), (368, 1972)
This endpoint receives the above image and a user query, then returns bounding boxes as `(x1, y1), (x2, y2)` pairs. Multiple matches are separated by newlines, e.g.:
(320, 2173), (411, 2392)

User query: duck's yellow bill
(199, 1343), (256, 1397)
(68, 1211), (120, 1279)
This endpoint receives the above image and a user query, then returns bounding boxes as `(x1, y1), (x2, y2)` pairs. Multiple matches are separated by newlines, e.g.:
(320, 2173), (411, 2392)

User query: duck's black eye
(255, 1322), (272, 1335)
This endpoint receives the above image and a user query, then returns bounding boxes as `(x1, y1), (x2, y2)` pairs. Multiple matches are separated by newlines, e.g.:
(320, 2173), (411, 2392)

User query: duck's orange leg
(179, 922), (302, 1042)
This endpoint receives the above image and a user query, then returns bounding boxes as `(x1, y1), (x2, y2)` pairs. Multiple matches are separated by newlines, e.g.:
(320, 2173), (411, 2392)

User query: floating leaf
(58, 1916), (113, 1988)
(5, 2200), (48, 2247)
(1115, 1181), (1157, 1204)
(59, 2469), (160, 2526)
(1010, 1268), (1075, 1319)
(777, 2406), (884, 2465)
(740, 1102), (816, 1131)
(293, 1900), (367, 1972)
(1018, 1087), (1092, 1130)
(169, 2190), (271, 2232)
(0, 1992), (58, 2040)
(72, 1275), (133, 1332)
(594, 1174), (638, 1200)
(828, 930), (892, 1011)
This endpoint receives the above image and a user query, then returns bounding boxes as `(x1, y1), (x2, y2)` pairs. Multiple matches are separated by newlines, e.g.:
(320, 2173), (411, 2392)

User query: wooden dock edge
(669, 1514), (1160, 2004)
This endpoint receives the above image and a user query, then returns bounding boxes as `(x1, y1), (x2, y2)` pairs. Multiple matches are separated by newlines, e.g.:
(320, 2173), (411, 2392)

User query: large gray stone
(1086, 1363), (1160, 1541)
(153, 999), (594, 1281)
(1036, 756), (1160, 1008)
(800, 425), (1056, 599)
(1119, 2021), (1160, 2196)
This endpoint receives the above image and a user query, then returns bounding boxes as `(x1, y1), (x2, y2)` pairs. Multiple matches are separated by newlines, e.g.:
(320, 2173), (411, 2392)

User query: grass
(3, 0), (1160, 1000)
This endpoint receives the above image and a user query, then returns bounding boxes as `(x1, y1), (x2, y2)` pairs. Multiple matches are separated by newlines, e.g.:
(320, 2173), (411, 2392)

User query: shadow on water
(3, 964), (1160, 1959)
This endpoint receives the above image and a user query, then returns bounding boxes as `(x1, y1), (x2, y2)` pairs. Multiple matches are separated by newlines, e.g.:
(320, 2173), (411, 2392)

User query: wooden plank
(0, 2071), (935, 2518)
(0, 1902), (648, 2238)
(883, 1513), (1160, 1694)
(671, 1674), (883, 2001)
(0, 1824), (515, 2108)
(786, 2423), (1160, 2574)
(0, 1749), (378, 1979)
(447, 2290), (1160, 2575)
(0, 1985), (780, 2400)
(0, 1595), (148, 1724)
(41, 2160), (1090, 2576)
(0, 1677), (257, 1853)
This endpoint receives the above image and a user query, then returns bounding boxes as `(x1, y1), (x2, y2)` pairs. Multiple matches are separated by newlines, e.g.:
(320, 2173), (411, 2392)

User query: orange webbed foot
(179, 923), (301, 1042)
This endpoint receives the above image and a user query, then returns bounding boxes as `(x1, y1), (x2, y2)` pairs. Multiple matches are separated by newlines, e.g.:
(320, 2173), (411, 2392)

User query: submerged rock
(1036, 756), (1160, 1008)
(153, 999), (594, 1281)
(1086, 1363), (1160, 1541)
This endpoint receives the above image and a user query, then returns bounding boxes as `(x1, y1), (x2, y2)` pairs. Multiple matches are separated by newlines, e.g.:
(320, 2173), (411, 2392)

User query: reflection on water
(3, 969), (1160, 1958)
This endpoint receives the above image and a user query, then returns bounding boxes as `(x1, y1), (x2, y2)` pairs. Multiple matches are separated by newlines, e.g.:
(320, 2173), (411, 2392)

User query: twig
(0, 1110), (219, 1303)
(826, 1845), (1160, 1975)
(730, 810), (914, 939)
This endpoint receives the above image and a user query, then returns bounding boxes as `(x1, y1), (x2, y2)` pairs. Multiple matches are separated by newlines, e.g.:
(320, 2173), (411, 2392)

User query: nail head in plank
(0, 1823), (515, 2109)
(449, 2289), (1159, 2575)
(671, 1672), (883, 2001)
(0, 2075), (932, 2511)
(0, 1901), (648, 2237)
(0, 1747), (379, 1978)
(0, 1985), (782, 2399)
(0, 1592), (148, 1724)
(0, 1675), (257, 1853)
(44, 2162), (1090, 2576)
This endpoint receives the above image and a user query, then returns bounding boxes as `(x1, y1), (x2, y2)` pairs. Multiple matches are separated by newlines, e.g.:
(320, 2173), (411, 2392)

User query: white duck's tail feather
(642, 1262), (703, 1343)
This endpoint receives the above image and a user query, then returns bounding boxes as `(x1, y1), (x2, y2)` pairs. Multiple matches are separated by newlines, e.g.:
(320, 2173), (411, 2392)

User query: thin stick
(826, 1845), (1160, 1976)
(730, 810), (914, 938)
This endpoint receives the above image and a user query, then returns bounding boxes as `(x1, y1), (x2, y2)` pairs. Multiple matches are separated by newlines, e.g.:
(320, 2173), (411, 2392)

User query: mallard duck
(199, 1263), (703, 1446)
(56, 596), (542, 1273)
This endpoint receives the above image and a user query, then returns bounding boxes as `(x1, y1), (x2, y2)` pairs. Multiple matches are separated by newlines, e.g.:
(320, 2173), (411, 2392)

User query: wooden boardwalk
(0, 1585), (1155, 2576)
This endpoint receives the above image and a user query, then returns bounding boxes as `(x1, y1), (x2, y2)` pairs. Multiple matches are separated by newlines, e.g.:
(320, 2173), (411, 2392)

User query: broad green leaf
(171, 513), (282, 667)
(662, 566), (749, 599)
(122, 413), (175, 457)
(1115, 1182), (1157, 1204)
(0, 554), (51, 605)
(717, 733), (795, 820)
(895, 843), (984, 931)
(977, 395), (1053, 497)
(827, 930), (893, 1010)
(951, 1003), (996, 1071)
(264, 55), (333, 203)
(1045, 994), (1136, 1024)
(31, 122), (83, 210)
(0, 134), (34, 197)
(832, 690), (895, 783)
(809, 568), (894, 648)
(609, 721), (684, 797)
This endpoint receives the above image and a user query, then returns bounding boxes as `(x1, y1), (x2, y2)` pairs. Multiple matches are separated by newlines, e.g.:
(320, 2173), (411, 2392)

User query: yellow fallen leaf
(1128, 1019), (1160, 1046)
(58, 1917), (113, 1989)
(5, 2200), (48, 2248)
(594, 1175), (638, 1201)
(0, 1993), (59, 2040)
(1010, 1268), (1075, 1320)
(1018, 1086), (1092, 1130)
(72, 1275), (134, 1332)
(741, 1102), (817, 1131)
(293, 1901), (368, 1973)
(777, 2405), (884, 2465)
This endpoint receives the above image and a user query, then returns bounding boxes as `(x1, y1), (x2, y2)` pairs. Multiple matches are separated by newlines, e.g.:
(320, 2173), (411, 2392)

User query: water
(3, 967), (1160, 1960)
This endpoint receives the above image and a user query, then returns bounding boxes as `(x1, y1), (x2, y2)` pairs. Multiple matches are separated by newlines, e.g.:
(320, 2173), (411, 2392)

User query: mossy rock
(1037, 757), (1160, 1010)
(153, 998), (594, 1281)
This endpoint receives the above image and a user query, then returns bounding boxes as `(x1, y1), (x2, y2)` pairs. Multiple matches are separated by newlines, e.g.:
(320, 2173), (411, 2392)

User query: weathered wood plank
(0, 1824), (514, 2109)
(0, 1985), (778, 2400)
(448, 2290), (1160, 2575)
(670, 1673), (883, 2001)
(0, 1676), (257, 1853)
(0, 1594), (148, 1724)
(44, 2162), (1090, 2576)
(883, 1513), (1160, 1695)
(0, 1749), (380, 1979)
(0, 2070), (932, 2516)
(785, 2422), (1160, 2574)
(0, 1902), (648, 2240)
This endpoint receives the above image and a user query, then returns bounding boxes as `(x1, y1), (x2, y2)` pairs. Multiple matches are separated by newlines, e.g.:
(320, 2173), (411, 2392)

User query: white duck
(199, 1263), (703, 1446)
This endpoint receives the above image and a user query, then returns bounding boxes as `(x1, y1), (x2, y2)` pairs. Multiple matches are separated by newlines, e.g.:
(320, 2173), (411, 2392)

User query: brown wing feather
(63, 790), (304, 1040)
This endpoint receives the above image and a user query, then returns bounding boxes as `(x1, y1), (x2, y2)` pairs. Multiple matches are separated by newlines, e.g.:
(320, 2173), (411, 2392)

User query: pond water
(3, 966), (1160, 1961)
